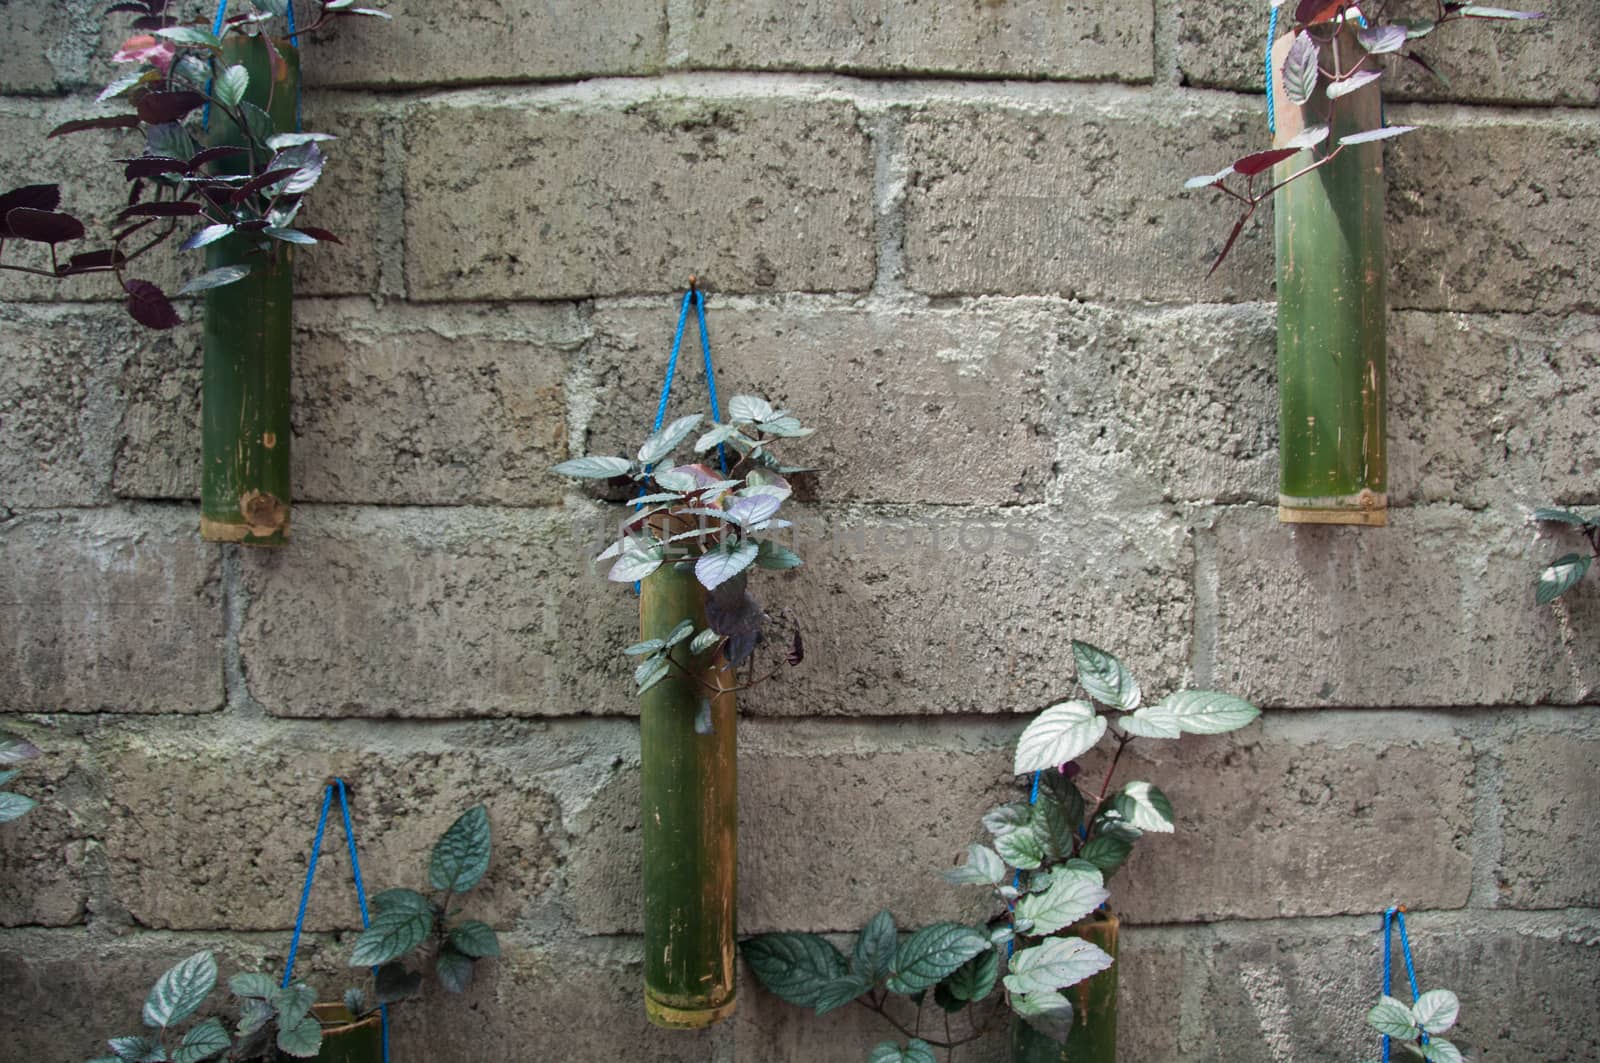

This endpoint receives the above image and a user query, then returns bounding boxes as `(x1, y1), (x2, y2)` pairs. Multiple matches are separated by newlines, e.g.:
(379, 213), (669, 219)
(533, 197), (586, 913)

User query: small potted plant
(553, 396), (815, 1029)
(1366, 987), (1469, 1062)
(0, 731), (42, 824)
(742, 641), (1261, 1062)
(1187, 1), (1543, 526)
(0, 0), (389, 545)
(1531, 506), (1599, 605)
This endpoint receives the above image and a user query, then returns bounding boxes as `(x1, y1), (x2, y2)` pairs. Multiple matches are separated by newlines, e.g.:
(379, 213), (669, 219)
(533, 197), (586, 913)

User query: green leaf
(374, 961), (422, 1004)
(1032, 794), (1077, 862)
(450, 920), (500, 958)
(215, 65), (249, 109)
(941, 843), (1008, 886)
(1071, 641), (1141, 711)
(623, 638), (664, 657)
(727, 395), (775, 423)
(430, 804), (492, 892)
(1118, 705), (1182, 739)
(868, 1040), (937, 1063)
(0, 732), (41, 765)
(143, 951), (216, 1029)
(634, 657), (671, 695)
(108, 1036), (161, 1061)
(1015, 868), (1109, 936)
(1282, 30), (1320, 105)
(435, 944), (475, 994)
(1079, 835), (1133, 876)
(272, 983), (316, 1032)
(177, 265), (250, 295)
(945, 947), (999, 1002)
(275, 1015), (322, 1059)
(663, 619), (695, 648)
(1326, 69), (1383, 99)
(1533, 507), (1591, 527)
(611, 539), (666, 584)
(933, 980), (966, 1013)
(638, 414), (704, 465)
(853, 910), (898, 983)
(1367, 995), (1421, 1040)
(1411, 989), (1459, 1035)
(690, 628), (721, 655)
(155, 26), (223, 49)
(814, 973), (871, 1015)
(1537, 553), (1591, 605)
(1014, 701), (1107, 774)
(886, 924), (990, 994)
(1459, 6), (1544, 18)
(758, 414), (813, 438)
(1115, 781), (1175, 833)
(0, 792), (37, 822)
(343, 987), (366, 1016)
(551, 455), (633, 479)
(372, 887), (431, 915)
(173, 1017), (229, 1063)
(236, 998), (273, 1037)
(1158, 690), (1261, 735)
(1338, 125), (1417, 147)
(1012, 990), (1075, 1042)
(994, 827), (1045, 871)
(1003, 937), (1114, 996)
(227, 972), (277, 1000)
(740, 934), (848, 1008)
(755, 539), (803, 570)
(982, 802), (1032, 837)
(695, 537), (758, 591)
(1422, 1039), (1464, 1063)
(349, 908), (434, 967)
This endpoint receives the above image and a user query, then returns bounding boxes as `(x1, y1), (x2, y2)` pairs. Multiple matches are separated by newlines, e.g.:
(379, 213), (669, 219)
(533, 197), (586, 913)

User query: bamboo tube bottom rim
(644, 992), (736, 1030)
(200, 517), (291, 545)
(1278, 492), (1387, 527)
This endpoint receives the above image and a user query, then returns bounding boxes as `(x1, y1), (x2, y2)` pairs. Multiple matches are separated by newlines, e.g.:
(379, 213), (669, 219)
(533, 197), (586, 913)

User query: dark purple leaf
(128, 179), (146, 205)
(295, 226), (342, 244)
(0, 185), (62, 235)
(1282, 31), (1321, 105)
(117, 200), (203, 220)
(1232, 147), (1304, 177)
(1295, 0), (1346, 26)
(121, 155), (188, 180)
(1207, 214), (1250, 278)
(124, 279), (181, 329)
(234, 219), (270, 232)
(5, 208), (85, 245)
(186, 145), (247, 172)
(1356, 24), (1409, 55)
(230, 167), (302, 203)
(787, 631), (804, 667)
(47, 115), (142, 138)
(57, 248), (129, 275)
(134, 90), (206, 124)
(130, 16), (172, 31)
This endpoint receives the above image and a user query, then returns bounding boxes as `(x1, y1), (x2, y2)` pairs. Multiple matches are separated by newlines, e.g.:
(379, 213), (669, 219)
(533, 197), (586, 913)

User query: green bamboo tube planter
(200, 35), (299, 545)
(1009, 912), (1119, 1062)
(272, 1004), (381, 1063)
(1271, 30), (1387, 527)
(638, 561), (738, 1028)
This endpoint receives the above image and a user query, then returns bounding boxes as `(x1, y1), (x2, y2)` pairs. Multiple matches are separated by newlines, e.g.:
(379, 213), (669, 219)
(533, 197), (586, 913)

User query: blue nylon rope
(1266, 4), (1281, 134)
(1381, 907), (1426, 1061)
(691, 290), (729, 474)
(285, 779), (391, 1063)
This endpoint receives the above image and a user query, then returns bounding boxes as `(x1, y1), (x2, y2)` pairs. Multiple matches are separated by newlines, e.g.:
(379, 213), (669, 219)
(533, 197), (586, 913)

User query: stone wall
(2, 2), (1597, 1060)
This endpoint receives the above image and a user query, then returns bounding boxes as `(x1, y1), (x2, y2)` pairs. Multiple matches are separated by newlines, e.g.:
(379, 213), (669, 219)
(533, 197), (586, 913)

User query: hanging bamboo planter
(275, 1004), (381, 1063)
(638, 559), (739, 1028)
(1008, 911), (1120, 1062)
(200, 34), (299, 545)
(1271, 28), (1387, 526)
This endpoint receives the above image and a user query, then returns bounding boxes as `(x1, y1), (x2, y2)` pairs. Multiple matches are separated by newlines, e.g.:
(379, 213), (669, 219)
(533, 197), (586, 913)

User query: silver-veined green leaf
(142, 951), (217, 1029)
(885, 923), (990, 994)
(1003, 937), (1114, 996)
(1337, 125), (1417, 146)
(172, 1017), (229, 1063)
(435, 944), (475, 994)
(1536, 553), (1591, 605)
(690, 628), (721, 654)
(638, 414), (703, 465)
(1533, 507), (1591, 527)
(430, 804), (491, 892)
(0, 792), (37, 822)
(814, 973), (871, 1015)
(1282, 31), (1320, 105)
(740, 933), (848, 1008)
(868, 1040), (937, 1063)
(609, 540), (665, 583)
(349, 907), (434, 967)
(449, 920), (500, 958)
(755, 539), (803, 570)
(1411, 989), (1459, 1035)
(215, 65), (249, 108)
(1115, 781), (1175, 833)
(0, 733), (41, 765)
(1014, 701), (1107, 774)
(941, 843), (1008, 886)
(1422, 1039), (1464, 1063)
(1158, 690), (1261, 735)
(1326, 69), (1383, 99)
(946, 947), (999, 1002)
(227, 972), (277, 1000)
(994, 826), (1044, 871)
(177, 265), (250, 295)
(727, 395), (775, 423)
(1014, 869), (1108, 936)
(853, 909), (898, 983)
(1071, 641), (1141, 711)
(1011, 990), (1075, 1043)
(1367, 995), (1420, 1040)
(551, 455), (633, 479)
(695, 538), (757, 591)
(275, 1014), (322, 1059)
(1117, 705), (1181, 739)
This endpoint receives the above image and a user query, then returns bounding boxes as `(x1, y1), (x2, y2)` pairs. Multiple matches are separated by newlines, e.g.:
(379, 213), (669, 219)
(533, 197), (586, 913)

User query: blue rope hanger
(205, 0), (304, 132)
(285, 778), (390, 1063)
(1380, 906), (1424, 1063)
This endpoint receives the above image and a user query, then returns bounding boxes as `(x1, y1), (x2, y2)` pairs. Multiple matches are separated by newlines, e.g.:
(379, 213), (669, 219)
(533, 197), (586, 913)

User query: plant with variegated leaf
(742, 642), (1261, 1061)
(1531, 507), (1599, 606)
(1364, 987), (1470, 1063)
(0, 731), (42, 824)
(1188, 0), (1544, 273)
(552, 394), (816, 707)
(0, 0), (389, 328)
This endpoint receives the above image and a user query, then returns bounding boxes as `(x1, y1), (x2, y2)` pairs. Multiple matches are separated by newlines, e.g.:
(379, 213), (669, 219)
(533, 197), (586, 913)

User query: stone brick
(1390, 311), (1600, 507)
(0, 0), (105, 95)
(1108, 711), (1474, 923)
(567, 723), (1017, 935)
(678, 0), (1152, 83)
(290, 100), (388, 299)
(0, 302), (154, 509)
(1497, 726), (1600, 909)
(236, 504), (636, 718)
(404, 95), (875, 300)
(1210, 505), (1600, 708)
(99, 734), (560, 931)
(118, 300), (580, 505)
(0, 728), (95, 927)
(0, 507), (222, 714)
(1387, 112), (1600, 315)
(585, 300), (1053, 505)
(305, 0), (667, 86)
(901, 95), (1274, 302)
(1174, 0), (1600, 106)
(1175, 913), (1600, 1062)
(111, 316), (201, 501)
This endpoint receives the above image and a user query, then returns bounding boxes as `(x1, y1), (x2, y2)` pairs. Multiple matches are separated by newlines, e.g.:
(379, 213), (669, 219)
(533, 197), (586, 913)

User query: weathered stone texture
(1175, 0), (1600, 106)
(237, 505), (635, 718)
(0, 0), (105, 95)
(902, 96), (1274, 302)
(586, 301), (1053, 505)
(1387, 113), (1600, 315)
(100, 736), (559, 931)
(1498, 729), (1600, 909)
(404, 96), (875, 301)
(307, 0), (667, 86)
(1106, 712), (1474, 923)
(0, 507), (222, 714)
(679, 0), (1152, 83)
(289, 101), (388, 298)
(1211, 506), (1600, 708)
(0, 729), (94, 927)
